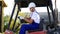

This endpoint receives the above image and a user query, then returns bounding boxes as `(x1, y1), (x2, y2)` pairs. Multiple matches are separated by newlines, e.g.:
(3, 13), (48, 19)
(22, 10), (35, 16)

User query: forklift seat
(28, 18), (47, 34)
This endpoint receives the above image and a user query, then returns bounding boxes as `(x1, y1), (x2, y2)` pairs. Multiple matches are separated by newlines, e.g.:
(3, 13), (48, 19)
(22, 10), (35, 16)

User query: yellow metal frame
(0, 0), (7, 32)
(0, 0), (7, 7)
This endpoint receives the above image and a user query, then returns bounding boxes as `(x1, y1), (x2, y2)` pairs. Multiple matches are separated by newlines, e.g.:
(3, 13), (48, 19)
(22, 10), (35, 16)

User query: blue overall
(19, 21), (39, 34)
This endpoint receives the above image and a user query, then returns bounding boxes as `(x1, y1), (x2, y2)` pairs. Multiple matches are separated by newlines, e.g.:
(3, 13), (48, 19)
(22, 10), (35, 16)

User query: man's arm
(24, 18), (34, 24)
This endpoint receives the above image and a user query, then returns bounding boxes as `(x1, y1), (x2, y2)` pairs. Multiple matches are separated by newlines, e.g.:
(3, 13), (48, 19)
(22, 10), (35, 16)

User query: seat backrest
(39, 18), (45, 31)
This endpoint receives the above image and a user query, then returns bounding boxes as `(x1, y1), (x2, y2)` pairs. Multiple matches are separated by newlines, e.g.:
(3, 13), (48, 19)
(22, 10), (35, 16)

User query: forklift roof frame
(7, 0), (56, 31)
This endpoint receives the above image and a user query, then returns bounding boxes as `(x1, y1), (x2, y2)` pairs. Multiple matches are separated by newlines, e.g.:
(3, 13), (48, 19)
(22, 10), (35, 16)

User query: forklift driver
(19, 2), (40, 34)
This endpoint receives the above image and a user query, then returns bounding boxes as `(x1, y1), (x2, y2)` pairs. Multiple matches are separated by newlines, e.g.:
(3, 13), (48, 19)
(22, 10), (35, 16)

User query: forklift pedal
(29, 31), (47, 34)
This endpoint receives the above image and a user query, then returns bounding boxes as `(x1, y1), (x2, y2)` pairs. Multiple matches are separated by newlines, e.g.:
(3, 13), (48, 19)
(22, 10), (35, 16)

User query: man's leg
(19, 23), (39, 34)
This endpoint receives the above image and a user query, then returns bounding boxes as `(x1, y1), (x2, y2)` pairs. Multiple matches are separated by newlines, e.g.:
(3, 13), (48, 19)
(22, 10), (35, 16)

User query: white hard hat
(28, 2), (36, 8)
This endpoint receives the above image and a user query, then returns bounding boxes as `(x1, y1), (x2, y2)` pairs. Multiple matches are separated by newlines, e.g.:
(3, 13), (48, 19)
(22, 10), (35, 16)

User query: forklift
(5, 0), (59, 34)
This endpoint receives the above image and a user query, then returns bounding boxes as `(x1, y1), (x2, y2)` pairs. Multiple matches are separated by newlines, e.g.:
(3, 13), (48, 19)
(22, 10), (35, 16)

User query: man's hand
(18, 16), (24, 19)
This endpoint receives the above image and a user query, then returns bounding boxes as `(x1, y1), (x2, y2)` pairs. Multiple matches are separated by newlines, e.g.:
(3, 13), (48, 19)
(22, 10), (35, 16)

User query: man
(19, 2), (40, 34)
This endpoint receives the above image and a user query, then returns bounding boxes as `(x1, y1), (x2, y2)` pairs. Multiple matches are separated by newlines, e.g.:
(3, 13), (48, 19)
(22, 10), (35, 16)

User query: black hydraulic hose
(46, 0), (52, 25)
(12, 3), (21, 30)
(12, 10), (20, 30)
(47, 6), (51, 25)
(8, 3), (16, 30)
(49, 0), (55, 24)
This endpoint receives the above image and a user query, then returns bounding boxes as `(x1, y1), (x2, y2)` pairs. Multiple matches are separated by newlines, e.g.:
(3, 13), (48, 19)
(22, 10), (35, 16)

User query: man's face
(30, 7), (35, 12)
